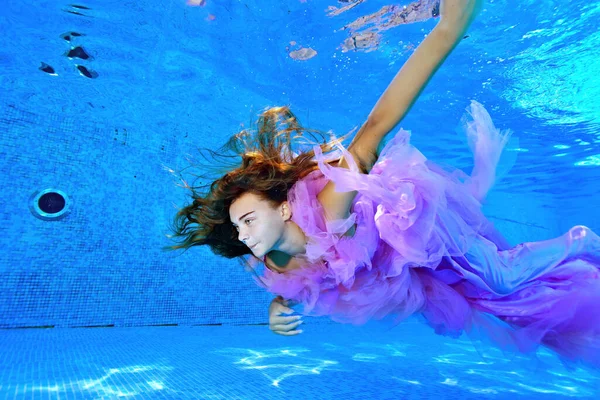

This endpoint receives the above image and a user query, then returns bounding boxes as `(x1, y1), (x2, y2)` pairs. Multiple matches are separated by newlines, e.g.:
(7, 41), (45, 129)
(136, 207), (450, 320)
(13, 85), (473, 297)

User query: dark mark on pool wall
(60, 31), (84, 42)
(76, 65), (98, 79)
(39, 62), (56, 75)
(66, 46), (92, 60)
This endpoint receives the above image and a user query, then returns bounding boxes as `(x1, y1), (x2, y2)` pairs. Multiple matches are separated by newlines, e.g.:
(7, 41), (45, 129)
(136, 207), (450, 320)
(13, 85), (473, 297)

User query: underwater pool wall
(0, 90), (561, 330)
(0, 0), (565, 330)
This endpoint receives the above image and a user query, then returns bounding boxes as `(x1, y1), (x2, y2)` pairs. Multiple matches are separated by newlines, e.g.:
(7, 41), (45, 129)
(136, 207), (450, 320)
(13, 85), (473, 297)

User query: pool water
(1, 0), (599, 399)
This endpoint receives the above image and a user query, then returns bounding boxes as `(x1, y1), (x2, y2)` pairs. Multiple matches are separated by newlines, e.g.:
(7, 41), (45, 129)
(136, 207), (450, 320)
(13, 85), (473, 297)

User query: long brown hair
(163, 106), (346, 260)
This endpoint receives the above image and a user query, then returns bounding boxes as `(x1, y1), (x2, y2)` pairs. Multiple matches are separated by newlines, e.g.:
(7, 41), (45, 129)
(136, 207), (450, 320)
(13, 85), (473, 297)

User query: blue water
(1, 0), (599, 398)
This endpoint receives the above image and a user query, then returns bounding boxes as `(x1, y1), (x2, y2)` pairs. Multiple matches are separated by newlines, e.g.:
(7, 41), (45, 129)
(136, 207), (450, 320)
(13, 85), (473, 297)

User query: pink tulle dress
(250, 101), (600, 369)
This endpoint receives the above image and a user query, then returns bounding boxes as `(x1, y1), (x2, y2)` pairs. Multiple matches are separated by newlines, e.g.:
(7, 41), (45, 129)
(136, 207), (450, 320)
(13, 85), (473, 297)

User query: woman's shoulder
(290, 168), (328, 196)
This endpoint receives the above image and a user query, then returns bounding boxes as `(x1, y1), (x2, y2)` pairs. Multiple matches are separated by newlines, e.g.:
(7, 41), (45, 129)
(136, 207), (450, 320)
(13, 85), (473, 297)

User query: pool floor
(0, 319), (598, 399)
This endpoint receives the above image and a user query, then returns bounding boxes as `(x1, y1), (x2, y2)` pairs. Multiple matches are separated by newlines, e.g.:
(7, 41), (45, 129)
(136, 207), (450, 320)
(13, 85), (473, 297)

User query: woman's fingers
(270, 319), (303, 335)
(273, 329), (303, 336)
(274, 315), (301, 325)
(276, 304), (295, 315)
(269, 315), (302, 331)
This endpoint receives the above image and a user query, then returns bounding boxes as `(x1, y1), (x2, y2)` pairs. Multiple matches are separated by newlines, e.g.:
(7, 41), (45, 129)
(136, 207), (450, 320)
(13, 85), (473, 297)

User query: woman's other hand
(268, 296), (303, 336)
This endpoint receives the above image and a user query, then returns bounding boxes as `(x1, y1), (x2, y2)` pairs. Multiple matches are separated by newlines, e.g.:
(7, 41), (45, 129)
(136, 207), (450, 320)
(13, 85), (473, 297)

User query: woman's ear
(280, 201), (293, 221)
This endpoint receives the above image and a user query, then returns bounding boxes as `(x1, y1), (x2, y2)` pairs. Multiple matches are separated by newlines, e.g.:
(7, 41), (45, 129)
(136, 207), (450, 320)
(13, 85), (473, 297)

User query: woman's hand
(438, 0), (482, 36)
(268, 296), (303, 336)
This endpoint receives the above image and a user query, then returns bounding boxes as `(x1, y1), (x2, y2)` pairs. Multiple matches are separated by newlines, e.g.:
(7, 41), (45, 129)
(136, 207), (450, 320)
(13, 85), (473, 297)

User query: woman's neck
(274, 220), (307, 257)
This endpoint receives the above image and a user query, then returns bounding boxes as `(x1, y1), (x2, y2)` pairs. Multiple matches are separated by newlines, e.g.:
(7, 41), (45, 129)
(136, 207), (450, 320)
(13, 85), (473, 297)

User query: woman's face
(229, 192), (290, 258)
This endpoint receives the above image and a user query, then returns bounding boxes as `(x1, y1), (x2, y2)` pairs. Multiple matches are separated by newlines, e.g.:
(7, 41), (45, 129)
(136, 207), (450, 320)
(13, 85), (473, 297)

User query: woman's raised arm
(318, 0), (482, 224)
(346, 0), (483, 165)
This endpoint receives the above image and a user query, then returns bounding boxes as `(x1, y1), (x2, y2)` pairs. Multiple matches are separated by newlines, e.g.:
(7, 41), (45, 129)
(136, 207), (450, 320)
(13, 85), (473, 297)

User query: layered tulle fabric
(252, 101), (600, 369)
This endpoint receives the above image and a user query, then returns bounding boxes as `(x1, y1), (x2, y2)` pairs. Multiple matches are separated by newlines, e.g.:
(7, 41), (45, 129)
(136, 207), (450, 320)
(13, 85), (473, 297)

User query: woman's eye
(245, 219), (253, 225)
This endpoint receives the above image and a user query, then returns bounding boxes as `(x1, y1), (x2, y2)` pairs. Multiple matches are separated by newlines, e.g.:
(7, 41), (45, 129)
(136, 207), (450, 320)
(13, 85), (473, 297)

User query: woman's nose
(238, 229), (249, 242)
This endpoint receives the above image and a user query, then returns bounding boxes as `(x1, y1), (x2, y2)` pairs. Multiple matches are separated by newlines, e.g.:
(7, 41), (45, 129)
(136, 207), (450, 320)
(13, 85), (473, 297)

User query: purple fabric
(250, 101), (600, 369)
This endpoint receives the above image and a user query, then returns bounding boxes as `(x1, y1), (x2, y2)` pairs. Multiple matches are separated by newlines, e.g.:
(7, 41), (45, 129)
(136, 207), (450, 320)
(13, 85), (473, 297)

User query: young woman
(166, 0), (600, 370)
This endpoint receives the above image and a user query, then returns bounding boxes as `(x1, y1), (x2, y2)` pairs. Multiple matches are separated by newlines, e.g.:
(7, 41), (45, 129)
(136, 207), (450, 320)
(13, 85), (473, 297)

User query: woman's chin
(251, 245), (263, 256)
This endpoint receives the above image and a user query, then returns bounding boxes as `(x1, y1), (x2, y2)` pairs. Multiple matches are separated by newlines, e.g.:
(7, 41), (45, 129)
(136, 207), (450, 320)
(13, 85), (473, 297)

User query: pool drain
(29, 189), (72, 221)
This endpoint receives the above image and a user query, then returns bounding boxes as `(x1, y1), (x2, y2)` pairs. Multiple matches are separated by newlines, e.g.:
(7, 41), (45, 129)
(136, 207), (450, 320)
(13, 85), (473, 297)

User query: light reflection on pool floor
(0, 320), (598, 399)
